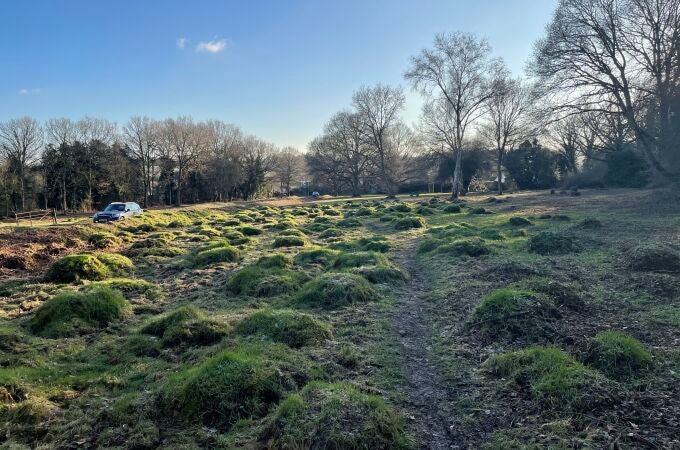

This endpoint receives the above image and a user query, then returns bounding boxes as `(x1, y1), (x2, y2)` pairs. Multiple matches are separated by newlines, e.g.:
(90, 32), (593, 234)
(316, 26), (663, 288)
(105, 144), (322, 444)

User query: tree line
(0, 116), (306, 215)
(2, 0), (677, 214)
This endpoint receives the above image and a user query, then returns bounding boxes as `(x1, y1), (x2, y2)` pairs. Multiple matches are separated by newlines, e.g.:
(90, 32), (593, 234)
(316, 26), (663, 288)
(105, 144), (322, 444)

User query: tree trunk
(497, 151), (503, 195)
(451, 149), (463, 200)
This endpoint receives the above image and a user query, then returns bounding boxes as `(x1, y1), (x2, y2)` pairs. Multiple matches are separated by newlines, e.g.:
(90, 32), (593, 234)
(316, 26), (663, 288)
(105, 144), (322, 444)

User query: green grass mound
(294, 248), (341, 268)
(437, 238), (490, 257)
(350, 266), (408, 284)
(528, 231), (578, 255)
(227, 266), (309, 297)
(394, 216), (426, 230)
(337, 218), (362, 228)
(486, 346), (614, 411)
(255, 253), (292, 269)
(136, 245), (185, 257)
(237, 225), (262, 236)
(318, 228), (343, 239)
(130, 236), (171, 249)
(469, 206), (489, 215)
(264, 381), (412, 450)
(626, 244), (680, 272)
(157, 342), (316, 430)
(333, 251), (390, 270)
(388, 203), (411, 213)
(140, 305), (228, 347)
(508, 216), (532, 226)
(273, 235), (307, 248)
(237, 309), (332, 348)
(295, 273), (380, 309)
(480, 229), (505, 240)
(86, 278), (162, 300)
(519, 279), (584, 310)
(223, 229), (252, 246)
(443, 204), (461, 213)
(45, 253), (132, 283)
(471, 289), (558, 340)
(584, 330), (653, 379)
(87, 231), (120, 249)
(577, 218), (603, 229)
(193, 241), (240, 267)
(28, 286), (130, 337)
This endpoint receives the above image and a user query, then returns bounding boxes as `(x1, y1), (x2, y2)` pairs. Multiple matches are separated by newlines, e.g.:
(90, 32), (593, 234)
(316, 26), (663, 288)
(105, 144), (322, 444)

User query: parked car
(93, 202), (143, 223)
(311, 191), (320, 198)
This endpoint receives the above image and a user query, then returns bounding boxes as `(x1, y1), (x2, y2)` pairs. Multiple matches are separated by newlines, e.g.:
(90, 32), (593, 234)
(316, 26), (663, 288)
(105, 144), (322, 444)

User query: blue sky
(1, 0), (558, 149)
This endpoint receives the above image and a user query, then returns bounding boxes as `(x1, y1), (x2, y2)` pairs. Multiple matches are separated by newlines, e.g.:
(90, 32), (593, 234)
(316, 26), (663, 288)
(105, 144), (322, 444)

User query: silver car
(93, 202), (143, 223)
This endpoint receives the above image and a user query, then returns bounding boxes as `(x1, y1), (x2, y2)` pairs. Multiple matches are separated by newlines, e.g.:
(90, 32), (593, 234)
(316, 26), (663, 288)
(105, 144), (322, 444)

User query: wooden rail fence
(14, 209), (57, 225)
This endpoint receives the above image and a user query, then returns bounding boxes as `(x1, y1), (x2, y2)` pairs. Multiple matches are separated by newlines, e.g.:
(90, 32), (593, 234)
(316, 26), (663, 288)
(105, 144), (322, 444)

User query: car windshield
(104, 204), (126, 212)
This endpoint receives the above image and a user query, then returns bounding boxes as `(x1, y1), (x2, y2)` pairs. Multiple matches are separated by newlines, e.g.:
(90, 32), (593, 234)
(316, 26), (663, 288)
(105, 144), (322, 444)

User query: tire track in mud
(393, 244), (459, 449)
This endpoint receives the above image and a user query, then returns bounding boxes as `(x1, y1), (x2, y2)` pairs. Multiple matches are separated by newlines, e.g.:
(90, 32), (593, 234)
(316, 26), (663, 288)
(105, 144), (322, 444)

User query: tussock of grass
(294, 248), (341, 268)
(585, 330), (653, 379)
(227, 266), (309, 297)
(28, 286), (130, 337)
(394, 216), (426, 230)
(223, 229), (252, 245)
(87, 231), (120, 249)
(528, 231), (578, 255)
(350, 266), (408, 284)
(333, 251), (390, 270)
(443, 204), (461, 213)
(486, 346), (614, 411)
(255, 253), (292, 269)
(295, 273), (379, 309)
(2, 396), (57, 425)
(627, 244), (680, 272)
(577, 218), (603, 229)
(318, 228), (343, 239)
(480, 229), (505, 240)
(140, 305), (228, 347)
(469, 207), (490, 215)
(273, 235), (307, 248)
(237, 309), (332, 348)
(508, 216), (532, 226)
(237, 225), (262, 236)
(192, 241), (240, 267)
(437, 238), (490, 257)
(471, 288), (558, 340)
(157, 342), (317, 430)
(337, 218), (362, 228)
(264, 381), (413, 450)
(45, 253), (132, 283)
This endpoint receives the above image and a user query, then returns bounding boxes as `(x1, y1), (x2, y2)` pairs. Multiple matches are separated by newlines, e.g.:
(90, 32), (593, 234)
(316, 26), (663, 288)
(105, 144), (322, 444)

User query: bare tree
(406, 32), (500, 198)
(240, 136), (275, 199)
(123, 117), (158, 207)
(531, 0), (680, 178)
(0, 117), (43, 211)
(77, 117), (117, 145)
(352, 84), (405, 197)
(480, 74), (536, 194)
(323, 111), (373, 196)
(204, 120), (244, 201)
(45, 118), (78, 147)
(274, 147), (306, 195)
(159, 117), (204, 205)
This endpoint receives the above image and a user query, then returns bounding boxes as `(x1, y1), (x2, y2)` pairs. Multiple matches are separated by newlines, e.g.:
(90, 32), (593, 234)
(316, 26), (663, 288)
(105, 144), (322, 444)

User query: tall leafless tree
(159, 117), (204, 205)
(353, 84), (405, 197)
(274, 147), (306, 195)
(123, 117), (158, 207)
(0, 117), (43, 211)
(406, 32), (500, 198)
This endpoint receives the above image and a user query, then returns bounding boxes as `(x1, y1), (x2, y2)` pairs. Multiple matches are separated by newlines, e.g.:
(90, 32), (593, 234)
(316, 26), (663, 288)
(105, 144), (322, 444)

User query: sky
(0, 0), (559, 150)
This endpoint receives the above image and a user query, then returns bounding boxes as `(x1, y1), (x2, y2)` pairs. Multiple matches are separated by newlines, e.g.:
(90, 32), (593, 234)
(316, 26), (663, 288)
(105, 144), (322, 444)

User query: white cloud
(176, 37), (186, 49)
(18, 88), (41, 95)
(196, 38), (229, 54)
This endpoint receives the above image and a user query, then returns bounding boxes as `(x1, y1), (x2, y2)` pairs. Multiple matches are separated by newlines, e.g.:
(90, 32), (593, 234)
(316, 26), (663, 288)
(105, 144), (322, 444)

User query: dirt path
(394, 244), (459, 449)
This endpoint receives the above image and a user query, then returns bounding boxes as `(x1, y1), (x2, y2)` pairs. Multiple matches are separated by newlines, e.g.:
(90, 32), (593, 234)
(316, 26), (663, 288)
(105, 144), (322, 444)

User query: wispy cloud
(176, 37), (186, 49)
(196, 38), (229, 54)
(18, 88), (41, 95)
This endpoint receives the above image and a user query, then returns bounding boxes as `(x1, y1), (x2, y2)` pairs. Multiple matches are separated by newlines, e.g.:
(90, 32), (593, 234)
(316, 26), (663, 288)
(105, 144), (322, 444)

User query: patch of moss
(486, 346), (614, 411)
(237, 309), (332, 348)
(528, 231), (578, 255)
(264, 381), (413, 450)
(584, 330), (653, 379)
(141, 305), (228, 347)
(28, 286), (130, 337)
(295, 273), (379, 309)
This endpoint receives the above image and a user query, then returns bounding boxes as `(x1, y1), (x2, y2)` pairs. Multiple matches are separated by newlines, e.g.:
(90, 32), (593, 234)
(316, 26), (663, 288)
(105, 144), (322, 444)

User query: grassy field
(0, 188), (678, 449)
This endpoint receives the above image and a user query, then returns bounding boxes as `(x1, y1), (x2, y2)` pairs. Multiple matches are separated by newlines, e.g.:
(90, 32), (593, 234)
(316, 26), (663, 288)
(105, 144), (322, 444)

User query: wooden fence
(14, 209), (57, 225)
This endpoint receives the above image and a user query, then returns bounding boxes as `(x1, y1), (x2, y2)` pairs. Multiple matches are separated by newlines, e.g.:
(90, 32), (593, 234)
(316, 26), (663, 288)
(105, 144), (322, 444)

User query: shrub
(437, 238), (490, 257)
(227, 266), (309, 297)
(193, 243), (240, 267)
(29, 286), (130, 337)
(486, 346), (614, 411)
(157, 343), (316, 430)
(237, 309), (332, 348)
(585, 330), (653, 379)
(255, 253), (292, 269)
(294, 248), (340, 268)
(264, 381), (412, 450)
(603, 149), (649, 188)
(471, 289), (558, 340)
(295, 273), (379, 309)
(627, 244), (680, 272)
(45, 253), (121, 283)
(273, 235), (307, 248)
(333, 251), (390, 270)
(141, 305), (228, 347)
(394, 216), (426, 230)
(350, 266), (407, 284)
(528, 231), (578, 255)
(87, 232), (120, 249)
(508, 217), (532, 226)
